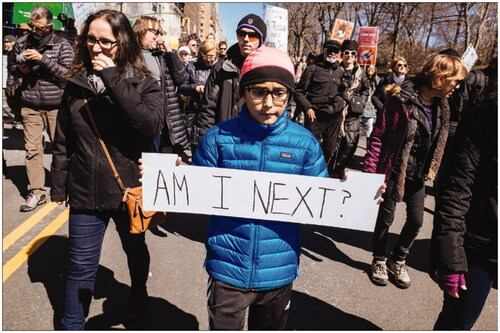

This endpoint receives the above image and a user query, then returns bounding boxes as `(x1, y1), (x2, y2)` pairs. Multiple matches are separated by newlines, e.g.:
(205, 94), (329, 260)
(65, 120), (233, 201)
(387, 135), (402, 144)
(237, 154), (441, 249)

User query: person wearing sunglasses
(332, 39), (370, 178)
(294, 39), (346, 177)
(218, 40), (228, 59)
(197, 14), (266, 137)
(193, 46), (328, 330)
(372, 56), (410, 113)
(133, 16), (189, 155)
(187, 38), (199, 57)
(7, 5), (74, 212)
(364, 53), (467, 289)
(179, 41), (220, 154)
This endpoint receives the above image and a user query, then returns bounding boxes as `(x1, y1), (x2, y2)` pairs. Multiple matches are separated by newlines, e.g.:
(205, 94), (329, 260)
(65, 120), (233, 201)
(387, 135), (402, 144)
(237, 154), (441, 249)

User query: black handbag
(349, 95), (365, 114)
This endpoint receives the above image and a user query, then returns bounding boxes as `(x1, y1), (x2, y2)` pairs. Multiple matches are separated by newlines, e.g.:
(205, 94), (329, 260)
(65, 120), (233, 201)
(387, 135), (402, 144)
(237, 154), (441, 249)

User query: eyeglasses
(343, 50), (357, 56)
(86, 35), (118, 50)
(219, 47), (227, 50)
(202, 53), (217, 59)
(188, 43), (198, 48)
(246, 86), (289, 103)
(397, 63), (408, 68)
(237, 30), (260, 42)
(148, 28), (162, 36)
(28, 22), (53, 33)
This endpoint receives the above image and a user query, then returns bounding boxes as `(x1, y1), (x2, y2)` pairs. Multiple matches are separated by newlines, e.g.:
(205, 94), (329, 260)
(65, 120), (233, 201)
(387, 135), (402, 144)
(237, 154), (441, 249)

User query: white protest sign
(461, 44), (478, 72)
(142, 153), (385, 232)
(263, 5), (288, 52)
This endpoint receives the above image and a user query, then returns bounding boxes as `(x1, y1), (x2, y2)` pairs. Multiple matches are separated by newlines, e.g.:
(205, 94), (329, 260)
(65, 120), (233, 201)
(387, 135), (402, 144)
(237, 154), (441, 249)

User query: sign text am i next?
(142, 153), (385, 232)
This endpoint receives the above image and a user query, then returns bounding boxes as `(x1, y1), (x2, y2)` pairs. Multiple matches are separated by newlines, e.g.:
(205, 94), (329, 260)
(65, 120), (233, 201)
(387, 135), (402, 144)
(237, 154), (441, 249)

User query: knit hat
(240, 46), (295, 94)
(3, 35), (16, 42)
(178, 46), (191, 54)
(323, 39), (341, 51)
(341, 39), (359, 52)
(236, 14), (267, 46)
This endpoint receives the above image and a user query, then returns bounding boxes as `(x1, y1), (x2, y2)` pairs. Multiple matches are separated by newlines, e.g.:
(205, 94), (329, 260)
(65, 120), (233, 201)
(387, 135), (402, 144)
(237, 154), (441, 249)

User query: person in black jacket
(431, 77), (497, 330)
(332, 39), (370, 177)
(371, 56), (409, 114)
(294, 39), (345, 176)
(133, 16), (189, 155)
(50, 10), (164, 329)
(196, 13), (266, 136)
(8, 6), (74, 212)
(178, 40), (219, 153)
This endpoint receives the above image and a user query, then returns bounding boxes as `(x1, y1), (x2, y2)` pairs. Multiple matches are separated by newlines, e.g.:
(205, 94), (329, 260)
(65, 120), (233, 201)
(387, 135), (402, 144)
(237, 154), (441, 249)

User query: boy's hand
(306, 108), (316, 123)
(378, 183), (387, 203)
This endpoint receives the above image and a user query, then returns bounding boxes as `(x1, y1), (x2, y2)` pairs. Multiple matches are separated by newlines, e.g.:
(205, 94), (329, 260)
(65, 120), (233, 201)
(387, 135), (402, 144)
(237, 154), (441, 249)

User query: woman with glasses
(51, 9), (164, 329)
(364, 53), (467, 289)
(332, 39), (369, 178)
(372, 56), (410, 113)
(133, 16), (188, 155)
(178, 40), (219, 154)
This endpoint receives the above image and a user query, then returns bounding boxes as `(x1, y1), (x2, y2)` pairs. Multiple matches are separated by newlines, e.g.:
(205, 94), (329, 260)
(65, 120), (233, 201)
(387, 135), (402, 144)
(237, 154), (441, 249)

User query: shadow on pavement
(27, 235), (70, 330)
(87, 266), (200, 330)
(301, 225), (431, 274)
(152, 212), (209, 244)
(286, 290), (381, 330)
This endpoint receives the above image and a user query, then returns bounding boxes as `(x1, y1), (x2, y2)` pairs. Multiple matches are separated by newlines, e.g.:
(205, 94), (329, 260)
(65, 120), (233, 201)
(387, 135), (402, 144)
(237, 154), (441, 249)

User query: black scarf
(27, 30), (53, 52)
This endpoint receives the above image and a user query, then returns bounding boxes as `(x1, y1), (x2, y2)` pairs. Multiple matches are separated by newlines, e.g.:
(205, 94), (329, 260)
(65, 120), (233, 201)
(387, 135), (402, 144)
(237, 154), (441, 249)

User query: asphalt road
(2, 108), (497, 330)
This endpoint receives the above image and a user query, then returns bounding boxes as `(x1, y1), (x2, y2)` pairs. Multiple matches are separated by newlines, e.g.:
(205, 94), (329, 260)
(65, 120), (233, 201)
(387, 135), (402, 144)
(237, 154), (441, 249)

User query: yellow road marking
(3, 202), (59, 251)
(3, 209), (69, 283)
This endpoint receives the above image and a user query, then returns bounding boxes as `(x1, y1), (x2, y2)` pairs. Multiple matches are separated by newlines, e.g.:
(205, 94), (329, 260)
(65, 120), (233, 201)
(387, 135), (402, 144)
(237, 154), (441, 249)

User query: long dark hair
(65, 9), (150, 79)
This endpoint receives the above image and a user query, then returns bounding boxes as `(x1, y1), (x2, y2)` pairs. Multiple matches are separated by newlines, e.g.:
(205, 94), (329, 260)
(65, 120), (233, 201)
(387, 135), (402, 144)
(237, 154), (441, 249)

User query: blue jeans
(434, 266), (495, 330)
(62, 209), (150, 330)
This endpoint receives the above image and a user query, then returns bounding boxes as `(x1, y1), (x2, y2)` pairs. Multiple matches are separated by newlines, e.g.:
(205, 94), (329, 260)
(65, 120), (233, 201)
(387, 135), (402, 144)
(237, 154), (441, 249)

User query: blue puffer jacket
(193, 105), (328, 290)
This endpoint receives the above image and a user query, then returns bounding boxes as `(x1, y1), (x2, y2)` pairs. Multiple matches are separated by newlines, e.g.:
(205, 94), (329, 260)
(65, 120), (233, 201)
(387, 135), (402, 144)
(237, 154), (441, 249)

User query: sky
(218, 2), (267, 46)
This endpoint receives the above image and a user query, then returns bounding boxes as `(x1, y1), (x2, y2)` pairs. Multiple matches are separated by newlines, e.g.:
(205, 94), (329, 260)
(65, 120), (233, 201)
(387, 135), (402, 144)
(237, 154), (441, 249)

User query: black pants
(372, 179), (425, 262)
(334, 114), (361, 174)
(305, 111), (343, 176)
(207, 277), (293, 330)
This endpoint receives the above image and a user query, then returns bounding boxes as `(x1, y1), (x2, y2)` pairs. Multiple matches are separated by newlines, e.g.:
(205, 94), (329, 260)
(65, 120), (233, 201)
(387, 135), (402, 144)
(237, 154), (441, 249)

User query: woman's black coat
(50, 67), (164, 211)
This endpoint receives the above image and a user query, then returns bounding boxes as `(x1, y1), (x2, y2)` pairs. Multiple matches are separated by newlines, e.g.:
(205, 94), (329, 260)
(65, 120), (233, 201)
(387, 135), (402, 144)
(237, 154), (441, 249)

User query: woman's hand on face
(91, 53), (116, 71)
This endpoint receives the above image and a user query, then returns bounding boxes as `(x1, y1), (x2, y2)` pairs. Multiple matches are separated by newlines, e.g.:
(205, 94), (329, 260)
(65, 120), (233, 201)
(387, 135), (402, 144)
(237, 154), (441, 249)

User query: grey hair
(30, 6), (54, 25)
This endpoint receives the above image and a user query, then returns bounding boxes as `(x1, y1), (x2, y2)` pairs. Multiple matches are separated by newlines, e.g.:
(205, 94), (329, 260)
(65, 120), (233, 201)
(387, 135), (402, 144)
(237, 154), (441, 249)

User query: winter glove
(437, 272), (467, 298)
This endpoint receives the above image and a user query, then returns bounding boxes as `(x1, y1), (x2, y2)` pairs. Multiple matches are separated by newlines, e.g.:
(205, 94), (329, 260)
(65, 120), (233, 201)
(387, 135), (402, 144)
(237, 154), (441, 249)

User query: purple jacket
(363, 96), (408, 180)
(363, 80), (449, 183)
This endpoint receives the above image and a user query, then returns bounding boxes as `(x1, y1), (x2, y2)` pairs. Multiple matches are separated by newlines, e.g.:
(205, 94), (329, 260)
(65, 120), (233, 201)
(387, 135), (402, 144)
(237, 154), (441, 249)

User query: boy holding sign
(193, 46), (328, 330)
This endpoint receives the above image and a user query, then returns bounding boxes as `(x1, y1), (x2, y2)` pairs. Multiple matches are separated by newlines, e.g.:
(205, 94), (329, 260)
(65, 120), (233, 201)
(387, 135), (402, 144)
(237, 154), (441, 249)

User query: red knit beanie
(240, 46), (295, 94)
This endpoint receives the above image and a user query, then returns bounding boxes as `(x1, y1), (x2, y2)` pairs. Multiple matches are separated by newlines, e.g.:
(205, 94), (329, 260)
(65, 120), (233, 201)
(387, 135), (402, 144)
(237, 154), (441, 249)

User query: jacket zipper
(249, 133), (267, 289)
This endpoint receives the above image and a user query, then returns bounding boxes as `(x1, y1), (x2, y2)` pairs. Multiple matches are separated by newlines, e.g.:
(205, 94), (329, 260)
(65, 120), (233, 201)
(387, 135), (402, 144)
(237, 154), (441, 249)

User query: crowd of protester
(2, 5), (497, 331)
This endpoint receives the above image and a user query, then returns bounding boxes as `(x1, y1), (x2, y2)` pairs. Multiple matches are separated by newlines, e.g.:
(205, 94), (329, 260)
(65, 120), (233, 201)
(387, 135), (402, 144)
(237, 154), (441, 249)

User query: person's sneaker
(20, 191), (47, 212)
(387, 259), (411, 288)
(370, 259), (388, 286)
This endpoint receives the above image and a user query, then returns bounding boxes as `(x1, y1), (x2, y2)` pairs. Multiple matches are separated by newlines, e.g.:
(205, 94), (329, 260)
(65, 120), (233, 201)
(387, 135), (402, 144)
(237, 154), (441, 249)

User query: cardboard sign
(331, 19), (354, 43)
(142, 154), (385, 232)
(264, 5), (289, 52)
(357, 27), (379, 65)
(461, 44), (478, 72)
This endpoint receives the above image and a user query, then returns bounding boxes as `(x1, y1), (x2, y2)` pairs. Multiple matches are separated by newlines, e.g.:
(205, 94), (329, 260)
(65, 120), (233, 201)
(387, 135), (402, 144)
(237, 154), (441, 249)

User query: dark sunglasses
(148, 28), (162, 36)
(343, 50), (357, 56)
(397, 63), (408, 68)
(28, 22), (53, 32)
(219, 47), (227, 50)
(237, 30), (260, 41)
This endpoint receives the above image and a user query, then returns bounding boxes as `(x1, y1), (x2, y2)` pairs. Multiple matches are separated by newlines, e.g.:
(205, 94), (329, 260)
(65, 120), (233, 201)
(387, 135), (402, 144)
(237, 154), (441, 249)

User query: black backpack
(467, 69), (488, 106)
